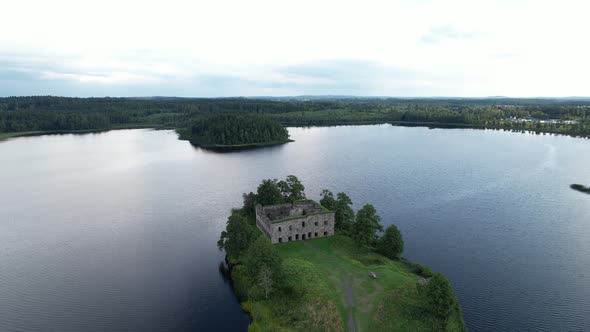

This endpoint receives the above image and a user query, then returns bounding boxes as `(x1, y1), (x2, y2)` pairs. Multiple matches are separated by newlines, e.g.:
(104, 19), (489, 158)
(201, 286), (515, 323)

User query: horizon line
(2, 95), (590, 100)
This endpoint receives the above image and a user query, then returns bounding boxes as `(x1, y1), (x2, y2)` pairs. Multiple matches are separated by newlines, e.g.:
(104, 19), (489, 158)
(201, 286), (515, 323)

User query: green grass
(271, 200), (333, 223)
(292, 199), (331, 212)
(271, 210), (330, 223)
(274, 235), (465, 332)
(238, 255), (344, 331)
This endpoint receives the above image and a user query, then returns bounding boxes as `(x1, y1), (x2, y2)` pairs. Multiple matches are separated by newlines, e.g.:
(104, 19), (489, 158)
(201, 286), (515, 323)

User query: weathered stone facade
(256, 200), (335, 244)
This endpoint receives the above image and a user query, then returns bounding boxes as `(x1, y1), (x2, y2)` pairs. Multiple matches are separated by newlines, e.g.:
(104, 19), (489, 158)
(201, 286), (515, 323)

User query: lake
(1, 125), (589, 331)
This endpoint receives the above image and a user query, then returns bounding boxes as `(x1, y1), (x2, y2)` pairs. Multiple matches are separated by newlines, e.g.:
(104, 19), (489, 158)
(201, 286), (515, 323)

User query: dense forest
(184, 114), (290, 147)
(1, 96), (589, 139)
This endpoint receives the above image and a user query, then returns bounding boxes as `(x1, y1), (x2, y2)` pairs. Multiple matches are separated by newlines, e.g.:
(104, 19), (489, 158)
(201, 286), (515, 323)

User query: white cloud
(1, 0), (590, 96)
(421, 25), (480, 44)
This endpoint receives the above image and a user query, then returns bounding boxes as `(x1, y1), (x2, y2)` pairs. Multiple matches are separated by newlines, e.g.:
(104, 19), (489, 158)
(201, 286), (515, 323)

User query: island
(570, 184), (590, 194)
(179, 113), (292, 150)
(218, 176), (466, 331)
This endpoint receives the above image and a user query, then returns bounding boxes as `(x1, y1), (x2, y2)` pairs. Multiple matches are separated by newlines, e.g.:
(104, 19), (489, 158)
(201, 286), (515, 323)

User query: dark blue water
(1, 126), (589, 331)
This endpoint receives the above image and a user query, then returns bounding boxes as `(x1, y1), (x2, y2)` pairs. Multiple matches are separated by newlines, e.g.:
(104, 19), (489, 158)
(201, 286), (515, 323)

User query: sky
(1, 0), (589, 97)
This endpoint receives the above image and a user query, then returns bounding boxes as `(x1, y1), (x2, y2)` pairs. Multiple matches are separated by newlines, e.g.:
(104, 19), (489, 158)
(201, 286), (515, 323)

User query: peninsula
(218, 175), (466, 331)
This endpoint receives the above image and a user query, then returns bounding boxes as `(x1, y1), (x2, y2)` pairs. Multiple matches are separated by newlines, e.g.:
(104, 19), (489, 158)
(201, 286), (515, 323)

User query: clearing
(276, 235), (465, 331)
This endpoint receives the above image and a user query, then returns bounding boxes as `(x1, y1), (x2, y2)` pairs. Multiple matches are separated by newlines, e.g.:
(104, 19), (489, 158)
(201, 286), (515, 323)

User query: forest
(0, 96), (589, 138)
(184, 113), (290, 147)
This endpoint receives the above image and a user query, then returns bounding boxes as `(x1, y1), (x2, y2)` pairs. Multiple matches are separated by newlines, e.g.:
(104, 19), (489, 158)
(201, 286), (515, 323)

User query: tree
(377, 225), (404, 260)
(257, 265), (274, 299)
(320, 190), (354, 233)
(335, 192), (355, 233)
(352, 204), (383, 247)
(319, 189), (336, 210)
(242, 236), (284, 285)
(277, 175), (306, 202)
(256, 179), (283, 205)
(217, 211), (258, 260)
(242, 192), (257, 216)
(425, 273), (457, 319)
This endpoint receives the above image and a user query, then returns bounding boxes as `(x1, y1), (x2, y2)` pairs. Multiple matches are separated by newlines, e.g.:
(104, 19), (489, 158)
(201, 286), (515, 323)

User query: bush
(424, 273), (457, 319)
(231, 265), (250, 301)
(406, 262), (434, 278)
(415, 265), (433, 278)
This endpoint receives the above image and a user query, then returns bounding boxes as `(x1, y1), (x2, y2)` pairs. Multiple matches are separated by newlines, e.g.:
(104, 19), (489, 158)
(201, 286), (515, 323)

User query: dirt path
(303, 241), (357, 332)
(302, 240), (320, 253)
(343, 280), (357, 332)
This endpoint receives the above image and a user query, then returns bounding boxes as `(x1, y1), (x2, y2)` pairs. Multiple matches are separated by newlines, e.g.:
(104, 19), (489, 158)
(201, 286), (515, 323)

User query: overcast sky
(1, 0), (589, 97)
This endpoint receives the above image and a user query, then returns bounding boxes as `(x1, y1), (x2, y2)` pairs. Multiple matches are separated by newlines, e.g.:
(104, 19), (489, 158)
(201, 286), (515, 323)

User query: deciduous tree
(217, 211), (258, 260)
(377, 225), (404, 260)
(256, 179), (283, 205)
(278, 175), (306, 202)
(425, 273), (456, 319)
(352, 204), (383, 247)
(257, 265), (274, 299)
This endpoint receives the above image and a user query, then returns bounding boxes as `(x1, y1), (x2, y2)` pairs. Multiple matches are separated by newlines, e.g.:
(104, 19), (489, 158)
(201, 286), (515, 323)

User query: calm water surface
(1, 126), (589, 331)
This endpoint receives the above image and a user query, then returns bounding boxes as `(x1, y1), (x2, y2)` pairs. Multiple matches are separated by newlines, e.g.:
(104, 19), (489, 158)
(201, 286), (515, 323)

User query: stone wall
(269, 212), (335, 244)
(256, 203), (335, 244)
(260, 201), (324, 221)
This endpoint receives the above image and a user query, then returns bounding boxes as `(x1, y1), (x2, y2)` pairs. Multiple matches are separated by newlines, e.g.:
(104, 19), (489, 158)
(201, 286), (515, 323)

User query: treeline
(1, 96), (589, 138)
(187, 114), (290, 146)
(0, 96), (303, 134)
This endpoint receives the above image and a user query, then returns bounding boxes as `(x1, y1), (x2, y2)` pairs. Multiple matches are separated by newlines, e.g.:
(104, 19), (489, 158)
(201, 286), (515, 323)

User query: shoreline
(2, 120), (588, 145)
(187, 139), (294, 151)
(0, 125), (174, 142)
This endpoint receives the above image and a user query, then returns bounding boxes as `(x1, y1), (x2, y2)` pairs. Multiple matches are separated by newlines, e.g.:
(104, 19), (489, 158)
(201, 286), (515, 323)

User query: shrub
(231, 265), (250, 301)
(420, 266), (434, 278)
(424, 273), (457, 319)
(407, 262), (434, 278)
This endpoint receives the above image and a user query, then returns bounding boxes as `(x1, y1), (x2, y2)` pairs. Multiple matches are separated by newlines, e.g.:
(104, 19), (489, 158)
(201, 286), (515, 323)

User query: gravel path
(343, 280), (357, 332)
(303, 241), (357, 332)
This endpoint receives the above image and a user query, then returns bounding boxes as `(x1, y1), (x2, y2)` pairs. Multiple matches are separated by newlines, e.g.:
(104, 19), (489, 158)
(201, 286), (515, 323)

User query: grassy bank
(239, 235), (465, 331)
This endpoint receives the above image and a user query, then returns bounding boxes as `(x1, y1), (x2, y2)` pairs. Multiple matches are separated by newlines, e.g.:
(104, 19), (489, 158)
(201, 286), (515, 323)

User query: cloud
(0, 53), (445, 97)
(421, 25), (479, 44)
(39, 71), (160, 85)
(269, 61), (436, 95)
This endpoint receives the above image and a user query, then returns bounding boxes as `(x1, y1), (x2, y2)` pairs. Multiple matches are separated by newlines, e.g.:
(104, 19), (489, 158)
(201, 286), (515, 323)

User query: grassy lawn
(275, 235), (464, 332)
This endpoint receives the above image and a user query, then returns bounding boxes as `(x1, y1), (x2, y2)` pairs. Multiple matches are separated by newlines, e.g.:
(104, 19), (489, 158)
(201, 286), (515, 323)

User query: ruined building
(255, 200), (335, 244)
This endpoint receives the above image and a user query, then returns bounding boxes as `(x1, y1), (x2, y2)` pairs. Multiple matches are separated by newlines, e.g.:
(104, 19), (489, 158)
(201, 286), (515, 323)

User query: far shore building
(255, 200), (335, 244)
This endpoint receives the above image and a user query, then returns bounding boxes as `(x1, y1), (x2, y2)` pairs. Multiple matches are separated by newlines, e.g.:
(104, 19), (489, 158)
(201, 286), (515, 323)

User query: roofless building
(255, 200), (335, 244)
